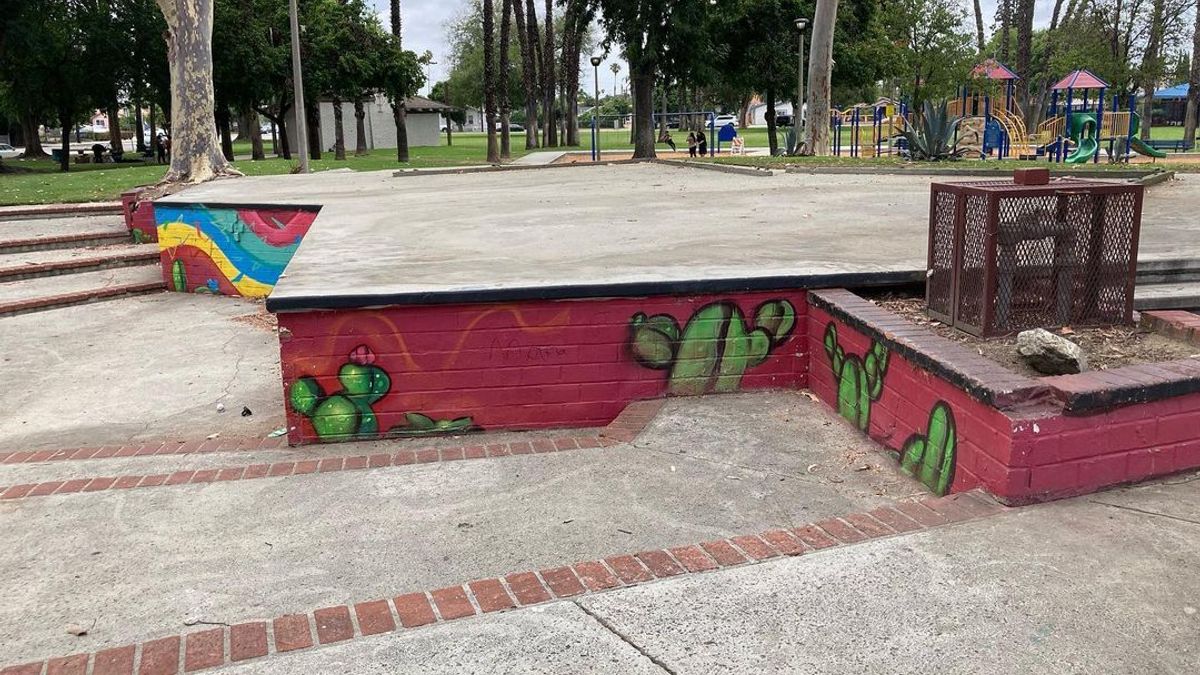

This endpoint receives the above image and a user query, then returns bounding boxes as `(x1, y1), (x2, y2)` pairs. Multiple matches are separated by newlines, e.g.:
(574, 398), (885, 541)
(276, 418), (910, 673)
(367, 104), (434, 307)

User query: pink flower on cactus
(349, 344), (376, 365)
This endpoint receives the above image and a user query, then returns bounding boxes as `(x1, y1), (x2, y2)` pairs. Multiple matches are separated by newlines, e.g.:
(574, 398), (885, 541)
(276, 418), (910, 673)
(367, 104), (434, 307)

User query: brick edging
(0, 400), (666, 501)
(0, 249), (159, 281)
(0, 281), (165, 317)
(0, 491), (1003, 675)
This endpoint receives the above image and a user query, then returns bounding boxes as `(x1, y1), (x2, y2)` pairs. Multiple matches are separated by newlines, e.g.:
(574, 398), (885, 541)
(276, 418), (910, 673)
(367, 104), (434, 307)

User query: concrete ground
(0, 392), (925, 665)
(0, 293), (284, 451)
(220, 474), (1200, 674)
(156, 165), (1200, 307)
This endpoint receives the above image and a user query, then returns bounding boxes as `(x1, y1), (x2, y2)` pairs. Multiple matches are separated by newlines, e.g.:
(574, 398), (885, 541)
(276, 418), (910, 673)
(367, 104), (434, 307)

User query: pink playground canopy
(1052, 69), (1109, 91)
(972, 59), (1019, 81)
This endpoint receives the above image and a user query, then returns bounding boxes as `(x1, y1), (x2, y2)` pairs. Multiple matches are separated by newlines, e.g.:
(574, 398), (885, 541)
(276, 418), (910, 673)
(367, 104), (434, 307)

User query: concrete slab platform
(213, 602), (660, 675)
(156, 166), (1200, 311)
(0, 293), (283, 451)
(0, 392), (918, 664)
(578, 474), (1200, 674)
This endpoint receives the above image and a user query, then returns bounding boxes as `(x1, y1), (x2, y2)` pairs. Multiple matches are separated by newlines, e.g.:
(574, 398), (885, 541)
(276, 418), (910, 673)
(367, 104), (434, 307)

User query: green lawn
(1, 125), (1193, 206)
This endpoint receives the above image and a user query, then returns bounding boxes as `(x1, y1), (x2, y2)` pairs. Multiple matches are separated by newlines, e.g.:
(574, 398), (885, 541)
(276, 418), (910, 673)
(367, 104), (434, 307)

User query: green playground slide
(1129, 135), (1168, 159)
(1066, 136), (1098, 163)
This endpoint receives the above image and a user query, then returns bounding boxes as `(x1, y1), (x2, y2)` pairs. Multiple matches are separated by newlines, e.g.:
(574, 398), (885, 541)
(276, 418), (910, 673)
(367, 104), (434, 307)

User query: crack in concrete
(574, 600), (678, 675)
(1087, 499), (1200, 527)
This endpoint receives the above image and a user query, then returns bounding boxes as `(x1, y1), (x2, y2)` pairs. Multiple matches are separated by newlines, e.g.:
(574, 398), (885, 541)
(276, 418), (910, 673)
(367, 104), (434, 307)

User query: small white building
(748, 100), (800, 127)
(287, 94), (451, 152)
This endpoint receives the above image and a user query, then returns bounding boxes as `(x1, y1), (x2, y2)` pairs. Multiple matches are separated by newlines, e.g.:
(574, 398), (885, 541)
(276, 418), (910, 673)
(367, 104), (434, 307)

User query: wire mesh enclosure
(926, 175), (1143, 337)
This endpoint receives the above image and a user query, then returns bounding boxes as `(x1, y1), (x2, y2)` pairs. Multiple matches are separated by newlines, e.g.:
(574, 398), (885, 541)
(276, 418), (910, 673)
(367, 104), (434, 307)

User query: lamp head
(795, 18), (808, 31)
(590, 56), (603, 67)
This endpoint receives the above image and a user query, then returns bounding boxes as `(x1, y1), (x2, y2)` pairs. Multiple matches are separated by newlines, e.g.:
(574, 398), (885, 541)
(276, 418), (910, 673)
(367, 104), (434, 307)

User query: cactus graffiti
(289, 345), (392, 440)
(289, 345), (478, 440)
(629, 299), (796, 395)
(823, 322), (889, 432)
(900, 402), (957, 495)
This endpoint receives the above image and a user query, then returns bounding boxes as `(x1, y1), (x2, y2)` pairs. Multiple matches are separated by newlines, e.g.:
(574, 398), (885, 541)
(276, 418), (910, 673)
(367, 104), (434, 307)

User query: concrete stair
(1136, 259), (1200, 311)
(0, 213), (163, 316)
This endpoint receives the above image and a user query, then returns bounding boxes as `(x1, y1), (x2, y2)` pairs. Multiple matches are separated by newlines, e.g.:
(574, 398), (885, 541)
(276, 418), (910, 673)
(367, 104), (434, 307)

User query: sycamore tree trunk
(154, 0), (239, 183)
(1185, 6), (1200, 149)
(354, 99), (369, 155)
(631, 67), (656, 159)
(483, 0), (500, 164)
(333, 97), (346, 160)
(514, 0), (539, 148)
(391, 0), (410, 162)
(802, 0), (838, 156)
(499, 0), (513, 159)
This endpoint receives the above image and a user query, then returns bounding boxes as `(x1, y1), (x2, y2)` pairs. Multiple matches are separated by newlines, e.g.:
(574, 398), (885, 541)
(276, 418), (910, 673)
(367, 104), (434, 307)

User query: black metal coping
(263, 270), (927, 313)
(153, 201), (324, 212)
(808, 288), (1055, 411)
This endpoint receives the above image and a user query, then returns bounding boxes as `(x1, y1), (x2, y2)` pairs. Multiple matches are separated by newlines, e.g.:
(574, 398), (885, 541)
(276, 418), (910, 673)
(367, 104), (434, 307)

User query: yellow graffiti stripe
(157, 221), (274, 297)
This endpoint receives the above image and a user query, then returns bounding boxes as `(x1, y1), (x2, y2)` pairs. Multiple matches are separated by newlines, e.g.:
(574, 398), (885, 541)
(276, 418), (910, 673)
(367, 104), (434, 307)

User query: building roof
(1153, 83), (1191, 100)
(972, 59), (1019, 81)
(405, 95), (452, 113)
(1051, 69), (1109, 91)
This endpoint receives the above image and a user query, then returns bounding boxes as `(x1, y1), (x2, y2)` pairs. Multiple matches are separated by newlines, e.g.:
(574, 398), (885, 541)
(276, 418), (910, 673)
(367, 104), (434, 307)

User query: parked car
(775, 114), (794, 127)
(713, 114), (738, 129)
(491, 122), (525, 133)
(0, 143), (22, 159)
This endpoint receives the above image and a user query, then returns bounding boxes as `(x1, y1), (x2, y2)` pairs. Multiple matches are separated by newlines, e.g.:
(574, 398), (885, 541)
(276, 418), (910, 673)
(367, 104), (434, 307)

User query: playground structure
(829, 60), (1168, 164)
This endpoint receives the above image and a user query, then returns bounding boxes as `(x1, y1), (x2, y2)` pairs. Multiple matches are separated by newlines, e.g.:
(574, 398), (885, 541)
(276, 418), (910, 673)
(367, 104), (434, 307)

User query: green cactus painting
(900, 402), (957, 495)
(391, 413), (477, 437)
(629, 299), (796, 395)
(289, 344), (392, 439)
(823, 322), (889, 432)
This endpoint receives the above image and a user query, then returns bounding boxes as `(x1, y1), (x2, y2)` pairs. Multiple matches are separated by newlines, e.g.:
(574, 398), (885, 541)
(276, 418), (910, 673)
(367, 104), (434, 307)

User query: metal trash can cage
(926, 176), (1143, 337)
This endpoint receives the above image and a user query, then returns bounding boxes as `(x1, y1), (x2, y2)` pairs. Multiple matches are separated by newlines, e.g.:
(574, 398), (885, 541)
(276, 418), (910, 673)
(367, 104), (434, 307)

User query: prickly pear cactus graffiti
(629, 299), (796, 395)
(394, 413), (477, 437)
(900, 402), (957, 495)
(823, 322), (889, 432)
(289, 345), (392, 440)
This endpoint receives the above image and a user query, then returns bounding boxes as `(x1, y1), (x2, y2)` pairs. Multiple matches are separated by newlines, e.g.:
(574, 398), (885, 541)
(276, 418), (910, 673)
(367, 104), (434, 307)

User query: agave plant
(902, 100), (965, 161)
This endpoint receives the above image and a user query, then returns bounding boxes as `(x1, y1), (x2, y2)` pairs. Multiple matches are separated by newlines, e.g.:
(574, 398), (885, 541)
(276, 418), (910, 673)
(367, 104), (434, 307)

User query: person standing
(696, 130), (708, 156)
(687, 132), (698, 158)
(155, 135), (166, 164)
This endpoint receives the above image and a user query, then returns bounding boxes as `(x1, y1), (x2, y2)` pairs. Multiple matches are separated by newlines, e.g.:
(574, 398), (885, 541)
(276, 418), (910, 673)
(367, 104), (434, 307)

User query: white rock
(1017, 328), (1088, 375)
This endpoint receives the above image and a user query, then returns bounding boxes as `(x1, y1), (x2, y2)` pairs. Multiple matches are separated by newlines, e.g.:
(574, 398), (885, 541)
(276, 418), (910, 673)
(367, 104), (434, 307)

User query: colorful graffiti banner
(156, 204), (318, 297)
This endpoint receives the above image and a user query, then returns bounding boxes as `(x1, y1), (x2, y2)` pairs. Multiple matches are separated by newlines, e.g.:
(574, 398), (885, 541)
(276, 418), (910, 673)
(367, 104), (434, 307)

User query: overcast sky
(374, 0), (1061, 97)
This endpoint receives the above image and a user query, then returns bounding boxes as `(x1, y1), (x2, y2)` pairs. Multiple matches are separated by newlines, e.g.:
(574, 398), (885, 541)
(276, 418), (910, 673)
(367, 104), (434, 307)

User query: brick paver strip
(2, 492), (1002, 674)
(0, 402), (670, 503)
(815, 517), (867, 543)
(46, 654), (88, 675)
(183, 628), (224, 671)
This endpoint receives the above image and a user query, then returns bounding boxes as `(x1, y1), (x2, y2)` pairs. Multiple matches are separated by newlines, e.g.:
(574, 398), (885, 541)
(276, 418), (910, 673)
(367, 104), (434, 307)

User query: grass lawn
(1, 125), (1194, 206)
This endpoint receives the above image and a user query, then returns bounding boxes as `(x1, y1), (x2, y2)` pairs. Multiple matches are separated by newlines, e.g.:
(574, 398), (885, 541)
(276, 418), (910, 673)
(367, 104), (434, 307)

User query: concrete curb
(391, 159), (649, 178)
(652, 159), (774, 177)
(1139, 170), (1176, 187)
(779, 165), (1169, 180)
(0, 201), (122, 221)
(0, 280), (164, 317)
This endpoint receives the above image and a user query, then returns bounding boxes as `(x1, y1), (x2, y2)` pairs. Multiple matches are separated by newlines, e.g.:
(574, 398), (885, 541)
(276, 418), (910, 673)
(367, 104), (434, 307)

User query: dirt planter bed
(809, 289), (1200, 505)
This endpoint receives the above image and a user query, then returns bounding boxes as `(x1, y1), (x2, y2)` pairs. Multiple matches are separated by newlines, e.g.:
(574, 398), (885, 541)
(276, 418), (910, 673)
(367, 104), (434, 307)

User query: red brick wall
(278, 291), (809, 444)
(121, 189), (157, 243)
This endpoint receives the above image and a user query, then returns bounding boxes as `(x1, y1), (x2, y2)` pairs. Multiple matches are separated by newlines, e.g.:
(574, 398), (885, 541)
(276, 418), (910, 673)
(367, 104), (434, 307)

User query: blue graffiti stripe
(156, 205), (301, 285)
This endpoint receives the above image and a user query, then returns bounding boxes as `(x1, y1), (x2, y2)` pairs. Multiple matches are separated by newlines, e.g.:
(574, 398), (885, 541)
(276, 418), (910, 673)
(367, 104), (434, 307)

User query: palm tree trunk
(973, 0), (985, 52)
(499, 0), (513, 159)
(631, 67), (655, 159)
(484, 0), (500, 164)
(518, 0), (540, 148)
(1185, 6), (1200, 149)
(542, 0), (556, 147)
(333, 97), (346, 160)
(391, 0), (410, 161)
(354, 99), (369, 155)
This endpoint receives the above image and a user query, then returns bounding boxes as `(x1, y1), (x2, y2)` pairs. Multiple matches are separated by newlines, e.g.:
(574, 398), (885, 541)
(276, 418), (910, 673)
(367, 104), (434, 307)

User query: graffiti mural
(823, 322), (889, 432)
(156, 204), (319, 297)
(289, 344), (477, 441)
(900, 402), (958, 496)
(628, 299), (796, 395)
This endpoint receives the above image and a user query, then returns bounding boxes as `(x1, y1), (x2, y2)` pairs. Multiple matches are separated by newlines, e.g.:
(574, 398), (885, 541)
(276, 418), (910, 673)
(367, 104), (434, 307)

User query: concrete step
(1134, 280), (1200, 311)
(0, 201), (121, 221)
(0, 214), (130, 253)
(0, 243), (158, 281)
(0, 265), (164, 317)
(1137, 258), (1200, 285)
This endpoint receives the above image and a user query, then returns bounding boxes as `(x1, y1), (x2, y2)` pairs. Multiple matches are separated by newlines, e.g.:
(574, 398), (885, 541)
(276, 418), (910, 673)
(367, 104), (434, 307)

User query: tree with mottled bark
(802, 0), (838, 155)
(483, 0), (501, 163)
(542, 0), (556, 147)
(972, 0), (985, 52)
(154, 0), (240, 183)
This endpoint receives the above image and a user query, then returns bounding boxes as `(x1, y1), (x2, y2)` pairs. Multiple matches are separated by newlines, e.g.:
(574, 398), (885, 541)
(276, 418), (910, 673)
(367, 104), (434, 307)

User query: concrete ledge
(652, 159), (774, 177)
(391, 159), (648, 178)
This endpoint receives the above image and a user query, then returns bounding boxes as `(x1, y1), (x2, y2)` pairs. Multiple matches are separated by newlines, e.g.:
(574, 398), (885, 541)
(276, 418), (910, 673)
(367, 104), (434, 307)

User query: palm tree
(610, 62), (621, 96)
(390, 0), (410, 162)
(483, 0), (500, 163)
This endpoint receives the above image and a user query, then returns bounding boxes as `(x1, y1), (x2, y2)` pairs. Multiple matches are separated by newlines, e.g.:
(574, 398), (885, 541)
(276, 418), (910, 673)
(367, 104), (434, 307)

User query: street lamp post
(794, 17), (809, 155)
(289, 0), (309, 173)
(591, 56), (602, 162)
